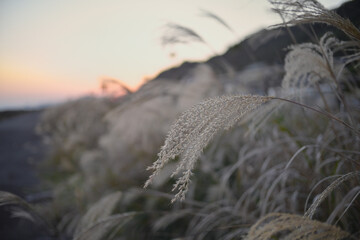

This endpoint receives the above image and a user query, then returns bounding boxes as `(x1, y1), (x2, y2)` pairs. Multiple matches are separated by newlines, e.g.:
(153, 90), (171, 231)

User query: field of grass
(1, 1), (360, 239)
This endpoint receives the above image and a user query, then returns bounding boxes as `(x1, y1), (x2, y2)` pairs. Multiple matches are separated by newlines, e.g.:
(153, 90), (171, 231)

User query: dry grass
(305, 171), (360, 220)
(246, 212), (349, 240)
(74, 191), (122, 237)
(270, 0), (360, 41)
(0, 191), (57, 237)
(145, 95), (272, 202)
(31, 0), (360, 239)
(161, 23), (206, 47)
(74, 212), (137, 240)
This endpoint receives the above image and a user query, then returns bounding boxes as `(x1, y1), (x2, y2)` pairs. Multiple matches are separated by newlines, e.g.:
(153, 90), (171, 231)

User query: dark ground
(0, 111), (54, 240)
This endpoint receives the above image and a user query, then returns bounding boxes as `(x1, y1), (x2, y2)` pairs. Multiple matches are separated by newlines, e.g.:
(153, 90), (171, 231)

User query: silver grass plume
(305, 171), (360, 219)
(270, 0), (360, 41)
(144, 95), (271, 202)
(199, 9), (234, 33)
(282, 32), (340, 91)
(161, 23), (205, 47)
(246, 212), (349, 240)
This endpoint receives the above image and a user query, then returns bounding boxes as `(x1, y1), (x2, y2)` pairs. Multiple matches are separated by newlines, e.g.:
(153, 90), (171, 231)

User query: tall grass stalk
(145, 94), (359, 202)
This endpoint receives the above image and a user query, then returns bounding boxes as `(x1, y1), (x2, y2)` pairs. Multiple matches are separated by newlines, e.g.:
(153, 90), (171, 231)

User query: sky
(0, 0), (347, 110)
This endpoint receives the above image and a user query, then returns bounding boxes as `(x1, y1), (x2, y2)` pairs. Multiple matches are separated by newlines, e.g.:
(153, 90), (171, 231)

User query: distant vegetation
(0, 110), (40, 122)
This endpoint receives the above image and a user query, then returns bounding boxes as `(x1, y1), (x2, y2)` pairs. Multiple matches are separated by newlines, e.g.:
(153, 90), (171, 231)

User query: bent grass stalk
(145, 95), (359, 203)
(0, 191), (58, 237)
(271, 97), (359, 134)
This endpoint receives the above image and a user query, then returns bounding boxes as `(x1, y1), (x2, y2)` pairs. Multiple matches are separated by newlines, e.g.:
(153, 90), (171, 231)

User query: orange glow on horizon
(0, 62), (99, 100)
(0, 60), (159, 109)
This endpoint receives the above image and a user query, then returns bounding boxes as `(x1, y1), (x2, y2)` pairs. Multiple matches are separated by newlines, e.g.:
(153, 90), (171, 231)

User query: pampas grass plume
(145, 95), (271, 202)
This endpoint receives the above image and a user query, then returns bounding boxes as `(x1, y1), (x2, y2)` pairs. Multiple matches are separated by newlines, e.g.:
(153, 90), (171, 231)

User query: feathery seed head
(270, 0), (360, 41)
(145, 95), (271, 202)
(246, 212), (349, 240)
(282, 33), (342, 95)
(161, 23), (205, 47)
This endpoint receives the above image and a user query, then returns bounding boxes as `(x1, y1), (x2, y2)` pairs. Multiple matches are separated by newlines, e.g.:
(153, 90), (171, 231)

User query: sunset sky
(0, 0), (346, 110)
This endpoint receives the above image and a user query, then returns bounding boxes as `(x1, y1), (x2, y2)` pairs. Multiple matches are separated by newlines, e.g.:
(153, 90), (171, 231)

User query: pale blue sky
(0, 0), (347, 109)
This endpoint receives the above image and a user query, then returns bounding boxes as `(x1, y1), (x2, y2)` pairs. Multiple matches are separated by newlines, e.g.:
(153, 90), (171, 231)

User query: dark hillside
(154, 0), (360, 80)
